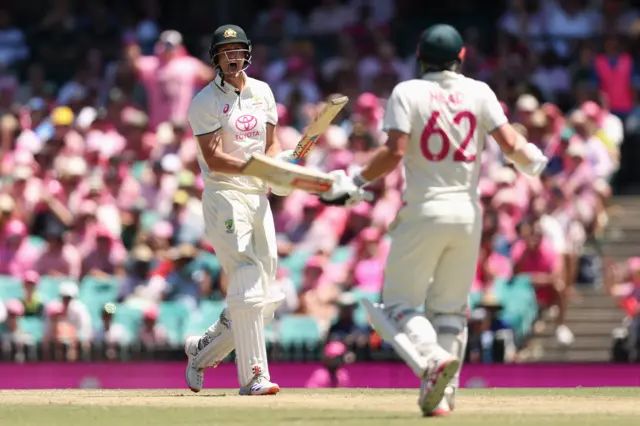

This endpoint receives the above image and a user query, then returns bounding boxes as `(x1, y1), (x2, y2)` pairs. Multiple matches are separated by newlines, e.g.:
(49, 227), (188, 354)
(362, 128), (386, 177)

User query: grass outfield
(0, 388), (639, 426)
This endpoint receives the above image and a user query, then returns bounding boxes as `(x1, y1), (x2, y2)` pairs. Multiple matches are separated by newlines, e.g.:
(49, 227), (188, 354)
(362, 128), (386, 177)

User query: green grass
(0, 388), (639, 426)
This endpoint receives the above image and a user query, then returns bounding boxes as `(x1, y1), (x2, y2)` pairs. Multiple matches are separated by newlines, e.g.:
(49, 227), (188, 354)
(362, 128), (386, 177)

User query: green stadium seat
(37, 275), (71, 303)
(350, 288), (380, 303)
(19, 316), (45, 343)
(277, 315), (321, 347)
(141, 211), (161, 231)
(0, 275), (23, 301)
(113, 304), (143, 337)
(193, 252), (222, 278)
(353, 305), (370, 328)
(159, 301), (190, 345)
(199, 300), (226, 320)
(131, 161), (147, 181)
(330, 246), (353, 264)
(79, 275), (120, 324)
(280, 250), (314, 291)
(27, 235), (46, 249)
(184, 311), (210, 336)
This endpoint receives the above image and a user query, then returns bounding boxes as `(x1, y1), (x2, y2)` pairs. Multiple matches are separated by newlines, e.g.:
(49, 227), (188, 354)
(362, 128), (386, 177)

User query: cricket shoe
(184, 335), (204, 393)
(423, 397), (451, 417)
(418, 352), (460, 415)
(239, 373), (280, 396)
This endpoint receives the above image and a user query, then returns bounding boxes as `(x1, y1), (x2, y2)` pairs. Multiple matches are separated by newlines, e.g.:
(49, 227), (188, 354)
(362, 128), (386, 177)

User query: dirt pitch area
(0, 388), (639, 426)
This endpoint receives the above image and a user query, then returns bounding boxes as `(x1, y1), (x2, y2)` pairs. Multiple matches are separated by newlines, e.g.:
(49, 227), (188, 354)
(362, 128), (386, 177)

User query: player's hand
(319, 170), (374, 207)
(513, 144), (548, 177)
(269, 183), (294, 197)
(275, 150), (296, 163)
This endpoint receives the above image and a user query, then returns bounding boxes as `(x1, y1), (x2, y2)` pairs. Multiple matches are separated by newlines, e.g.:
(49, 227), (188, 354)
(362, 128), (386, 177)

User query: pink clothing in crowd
(35, 245), (81, 280)
(511, 239), (559, 276)
(352, 258), (385, 293)
(0, 240), (42, 278)
(136, 56), (206, 128)
(473, 252), (512, 292)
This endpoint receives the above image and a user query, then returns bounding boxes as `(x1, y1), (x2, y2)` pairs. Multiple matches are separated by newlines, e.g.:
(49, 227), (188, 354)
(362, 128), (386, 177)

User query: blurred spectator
(512, 221), (573, 345)
(271, 268), (299, 317)
(93, 305), (131, 358)
(327, 292), (368, 345)
(254, 0), (305, 40)
(162, 243), (201, 311)
(297, 255), (341, 328)
(467, 295), (515, 364)
(305, 341), (354, 388)
(57, 281), (92, 343)
(0, 10), (29, 69)
(137, 305), (168, 348)
(0, 300), (33, 360)
(34, 228), (81, 279)
(134, 30), (212, 128)
(308, 0), (356, 35)
(344, 227), (387, 294)
(0, 219), (41, 278)
(21, 271), (44, 317)
(81, 225), (127, 278)
(120, 244), (155, 302)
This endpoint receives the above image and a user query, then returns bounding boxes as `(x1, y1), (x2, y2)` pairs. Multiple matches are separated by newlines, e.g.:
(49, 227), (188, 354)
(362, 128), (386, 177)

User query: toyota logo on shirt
(235, 114), (258, 132)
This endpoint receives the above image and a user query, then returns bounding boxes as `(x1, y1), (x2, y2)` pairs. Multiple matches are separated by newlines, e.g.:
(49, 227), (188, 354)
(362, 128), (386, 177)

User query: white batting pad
(433, 315), (468, 389)
(228, 306), (269, 387)
(361, 300), (429, 377)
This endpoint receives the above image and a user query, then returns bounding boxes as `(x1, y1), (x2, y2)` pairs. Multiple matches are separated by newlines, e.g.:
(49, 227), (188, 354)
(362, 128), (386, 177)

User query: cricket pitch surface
(1, 388), (639, 426)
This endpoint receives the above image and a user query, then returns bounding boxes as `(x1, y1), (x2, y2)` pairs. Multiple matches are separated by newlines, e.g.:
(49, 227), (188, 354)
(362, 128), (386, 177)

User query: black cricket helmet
(209, 24), (252, 72)
(417, 24), (465, 73)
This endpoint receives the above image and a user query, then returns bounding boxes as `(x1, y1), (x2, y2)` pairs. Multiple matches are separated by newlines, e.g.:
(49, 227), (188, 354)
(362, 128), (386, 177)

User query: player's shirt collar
(213, 72), (248, 94)
(421, 70), (460, 81)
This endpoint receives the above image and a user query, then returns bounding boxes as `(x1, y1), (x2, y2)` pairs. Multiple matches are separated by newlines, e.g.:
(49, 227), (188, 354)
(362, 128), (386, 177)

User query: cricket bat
(241, 153), (334, 194)
(291, 95), (349, 162)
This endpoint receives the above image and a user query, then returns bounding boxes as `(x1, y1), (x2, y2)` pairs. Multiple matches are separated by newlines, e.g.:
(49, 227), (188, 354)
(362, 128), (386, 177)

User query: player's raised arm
(482, 88), (548, 176)
(264, 87), (283, 158)
(188, 95), (246, 175)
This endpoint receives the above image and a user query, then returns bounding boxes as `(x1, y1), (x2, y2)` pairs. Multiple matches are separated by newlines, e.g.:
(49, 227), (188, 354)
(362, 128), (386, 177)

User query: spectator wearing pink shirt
(35, 228), (81, 280)
(338, 202), (372, 246)
(297, 255), (341, 327)
(345, 227), (386, 294)
(473, 231), (513, 293)
(286, 195), (324, 244)
(570, 110), (616, 180)
(554, 142), (595, 202)
(511, 222), (573, 346)
(0, 219), (41, 278)
(305, 341), (353, 388)
(137, 306), (168, 350)
(134, 30), (213, 129)
(81, 225), (127, 278)
(67, 200), (99, 255)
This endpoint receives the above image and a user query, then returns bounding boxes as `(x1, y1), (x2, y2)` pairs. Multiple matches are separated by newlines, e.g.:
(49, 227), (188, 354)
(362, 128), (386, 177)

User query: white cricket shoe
(239, 374), (280, 396)
(418, 353), (459, 415)
(184, 335), (204, 393)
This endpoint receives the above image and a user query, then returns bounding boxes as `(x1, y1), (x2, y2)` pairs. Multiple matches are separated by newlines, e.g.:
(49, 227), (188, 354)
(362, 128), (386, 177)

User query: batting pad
(194, 292), (285, 369)
(433, 314), (468, 389)
(228, 306), (269, 387)
(361, 300), (429, 378)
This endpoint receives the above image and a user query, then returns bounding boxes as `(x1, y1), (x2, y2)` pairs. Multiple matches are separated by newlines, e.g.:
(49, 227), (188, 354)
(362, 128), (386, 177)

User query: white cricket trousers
(201, 186), (278, 387)
(383, 200), (482, 317)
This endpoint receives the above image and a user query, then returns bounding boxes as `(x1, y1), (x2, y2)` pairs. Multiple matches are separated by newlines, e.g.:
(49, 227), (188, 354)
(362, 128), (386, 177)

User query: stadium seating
(18, 316), (44, 343)
(37, 276), (70, 303)
(0, 276), (23, 301)
(158, 301), (190, 345)
(79, 275), (120, 325)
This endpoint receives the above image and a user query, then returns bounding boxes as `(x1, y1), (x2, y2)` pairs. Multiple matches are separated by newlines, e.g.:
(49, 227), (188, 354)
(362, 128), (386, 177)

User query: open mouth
(228, 63), (238, 73)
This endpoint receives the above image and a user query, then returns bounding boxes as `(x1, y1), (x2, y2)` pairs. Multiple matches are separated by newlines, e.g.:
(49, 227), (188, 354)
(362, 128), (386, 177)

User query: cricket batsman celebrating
(319, 24), (548, 415)
(184, 24), (296, 396)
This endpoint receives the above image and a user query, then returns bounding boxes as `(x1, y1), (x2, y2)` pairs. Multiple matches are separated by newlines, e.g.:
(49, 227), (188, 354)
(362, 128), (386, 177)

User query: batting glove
(319, 170), (373, 207)
(513, 144), (549, 177)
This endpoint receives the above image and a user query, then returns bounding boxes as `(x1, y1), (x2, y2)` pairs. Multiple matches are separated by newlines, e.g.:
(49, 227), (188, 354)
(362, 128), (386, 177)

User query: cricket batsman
(319, 24), (549, 415)
(183, 24), (297, 396)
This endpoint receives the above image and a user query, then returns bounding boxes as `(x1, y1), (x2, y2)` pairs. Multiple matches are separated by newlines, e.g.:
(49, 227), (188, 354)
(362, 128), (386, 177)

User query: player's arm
(483, 86), (548, 176)
(355, 86), (410, 185)
(264, 86), (291, 160)
(265, 124), (282, 157)
(189, 99), (245, 174)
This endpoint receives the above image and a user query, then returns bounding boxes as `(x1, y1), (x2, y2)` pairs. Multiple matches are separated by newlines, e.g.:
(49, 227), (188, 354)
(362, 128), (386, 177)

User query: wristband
(352, 172), (369, 188)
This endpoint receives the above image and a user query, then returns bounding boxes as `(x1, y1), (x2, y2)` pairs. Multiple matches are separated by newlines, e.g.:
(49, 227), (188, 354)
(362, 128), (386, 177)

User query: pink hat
(23, 270), (40, 284)
(46, 301), (64, 316)
(306, 255), (325, 270)
(5, 219), (27, 237)
(628, 257), (640, 272)
(324, 341), (347, 358)
(356, 93), (379, 110)
(152, 221), (173, 239)
(95, 224), (113, 240)
(581, 101), (602, 119)
(143, 305), (159, 320)
(6, 299), (25, 316)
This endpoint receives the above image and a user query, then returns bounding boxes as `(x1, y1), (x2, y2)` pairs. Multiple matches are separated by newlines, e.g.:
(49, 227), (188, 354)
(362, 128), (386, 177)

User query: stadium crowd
(0, 0), (639, 365)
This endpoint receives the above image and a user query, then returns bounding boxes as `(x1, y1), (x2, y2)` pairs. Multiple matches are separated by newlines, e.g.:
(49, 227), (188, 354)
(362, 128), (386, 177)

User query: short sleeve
(188, 95), (221, 137)
(480, 83), (508, 133)
(382, 85), (411, 134)
(265, 87), (278, 126)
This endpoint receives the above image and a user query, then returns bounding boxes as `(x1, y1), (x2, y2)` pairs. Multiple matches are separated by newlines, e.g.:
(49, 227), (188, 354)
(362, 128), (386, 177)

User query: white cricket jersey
(383, 71), (507, 205)
(188, 73), (278, 193)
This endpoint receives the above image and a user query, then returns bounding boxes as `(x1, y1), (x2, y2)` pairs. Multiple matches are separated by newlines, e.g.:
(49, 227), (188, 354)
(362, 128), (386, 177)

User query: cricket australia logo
(224, 219), (234, 234)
